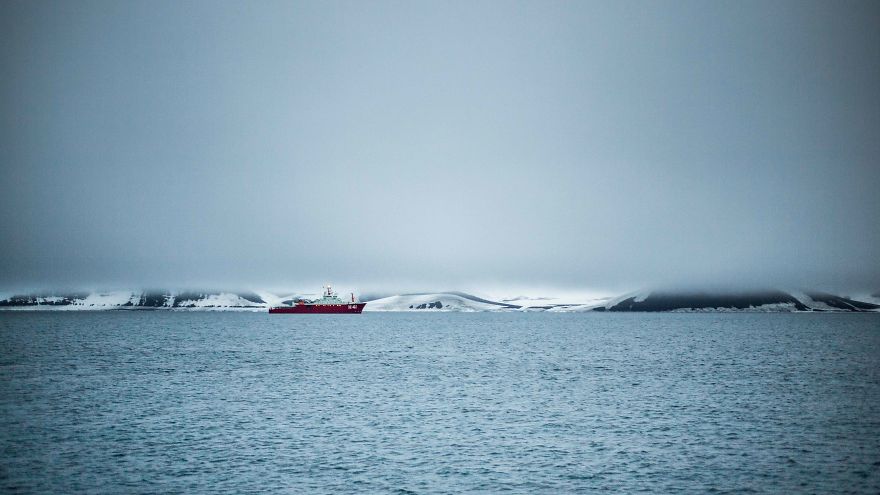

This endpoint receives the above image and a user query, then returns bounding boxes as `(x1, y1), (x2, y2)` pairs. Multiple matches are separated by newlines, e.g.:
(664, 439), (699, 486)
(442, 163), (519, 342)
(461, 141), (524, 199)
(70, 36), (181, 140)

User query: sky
(1, 0), (878, 294)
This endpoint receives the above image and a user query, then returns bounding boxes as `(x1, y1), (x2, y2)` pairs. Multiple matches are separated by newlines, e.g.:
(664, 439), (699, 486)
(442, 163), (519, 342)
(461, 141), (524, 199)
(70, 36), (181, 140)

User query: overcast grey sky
(1, 0), (878, 293)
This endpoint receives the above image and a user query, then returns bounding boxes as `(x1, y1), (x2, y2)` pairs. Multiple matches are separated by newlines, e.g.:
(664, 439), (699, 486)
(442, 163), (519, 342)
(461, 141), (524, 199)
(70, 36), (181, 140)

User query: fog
(2, 0), (878, 294)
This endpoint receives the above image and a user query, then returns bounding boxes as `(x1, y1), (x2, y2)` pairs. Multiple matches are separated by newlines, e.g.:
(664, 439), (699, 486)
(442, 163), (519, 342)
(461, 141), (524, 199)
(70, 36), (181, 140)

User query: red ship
(269, 285), (366, 314)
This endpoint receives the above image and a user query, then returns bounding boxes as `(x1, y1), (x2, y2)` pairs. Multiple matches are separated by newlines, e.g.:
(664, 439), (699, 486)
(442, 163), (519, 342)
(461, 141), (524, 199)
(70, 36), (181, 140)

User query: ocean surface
(1, 312), (879, 493)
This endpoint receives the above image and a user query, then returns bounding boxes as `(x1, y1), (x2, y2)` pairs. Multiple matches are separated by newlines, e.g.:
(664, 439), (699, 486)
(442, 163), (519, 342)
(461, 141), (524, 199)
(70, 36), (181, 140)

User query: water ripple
(1, 312), (879, 493)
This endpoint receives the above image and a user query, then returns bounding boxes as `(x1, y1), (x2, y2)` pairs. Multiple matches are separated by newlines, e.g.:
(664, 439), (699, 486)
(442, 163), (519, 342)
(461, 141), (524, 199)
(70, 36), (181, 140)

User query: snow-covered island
(0, 289), (878, 312)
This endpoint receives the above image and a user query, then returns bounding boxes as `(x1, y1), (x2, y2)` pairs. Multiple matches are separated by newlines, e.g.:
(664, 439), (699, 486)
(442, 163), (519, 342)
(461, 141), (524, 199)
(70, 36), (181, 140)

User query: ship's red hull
(269, 303), (366, 314)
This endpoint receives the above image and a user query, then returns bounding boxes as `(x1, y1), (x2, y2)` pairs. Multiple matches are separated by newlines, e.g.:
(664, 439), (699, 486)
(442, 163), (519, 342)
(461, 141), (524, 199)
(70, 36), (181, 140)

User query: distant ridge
(0, 291), (266, 310)
(362, 292), (519, 308)
(0, 289), (877, 312)
(598, 290), (879, 312)
(800, 292), (879, 311)
(413, 291), (519, 308)
(600, 290), (808, 312)
(363, 293), (517, 312)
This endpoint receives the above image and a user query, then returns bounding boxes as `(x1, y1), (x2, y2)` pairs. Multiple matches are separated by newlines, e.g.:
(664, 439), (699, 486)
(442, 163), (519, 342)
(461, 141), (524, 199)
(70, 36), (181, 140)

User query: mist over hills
(1, 288), (877, 313)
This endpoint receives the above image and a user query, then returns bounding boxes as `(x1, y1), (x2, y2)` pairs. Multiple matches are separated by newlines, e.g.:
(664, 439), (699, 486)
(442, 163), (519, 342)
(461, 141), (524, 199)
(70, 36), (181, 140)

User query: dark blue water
(1, 312), (879, 493)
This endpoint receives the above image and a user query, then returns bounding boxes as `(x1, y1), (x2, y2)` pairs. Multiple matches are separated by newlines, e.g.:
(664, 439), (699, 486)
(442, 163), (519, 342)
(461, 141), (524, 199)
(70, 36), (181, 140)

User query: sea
(1, 311), (878, 493)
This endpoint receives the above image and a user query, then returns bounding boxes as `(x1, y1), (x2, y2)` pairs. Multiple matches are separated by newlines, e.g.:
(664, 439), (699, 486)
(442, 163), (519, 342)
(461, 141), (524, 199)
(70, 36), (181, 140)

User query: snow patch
(70, 291), (140, 309)
(173, 292), (265, 308)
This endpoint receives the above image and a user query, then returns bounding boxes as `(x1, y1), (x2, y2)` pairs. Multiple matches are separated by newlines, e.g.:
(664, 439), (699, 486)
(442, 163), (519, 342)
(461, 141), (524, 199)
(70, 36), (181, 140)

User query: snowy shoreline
(1, 290), (878, 313)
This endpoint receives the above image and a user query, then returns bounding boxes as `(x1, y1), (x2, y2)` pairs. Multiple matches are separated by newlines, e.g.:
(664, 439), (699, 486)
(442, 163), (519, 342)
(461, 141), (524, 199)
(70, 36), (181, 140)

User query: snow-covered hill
(497, 294), (614, 311)
(363, 293), (518, 312)
(0, 291), (267, 311)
